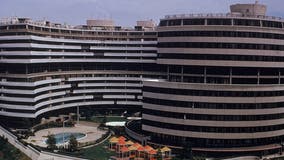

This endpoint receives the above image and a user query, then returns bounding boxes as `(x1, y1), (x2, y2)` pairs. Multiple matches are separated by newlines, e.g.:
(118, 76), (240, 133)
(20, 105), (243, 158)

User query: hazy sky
(0, 0), (283, 27)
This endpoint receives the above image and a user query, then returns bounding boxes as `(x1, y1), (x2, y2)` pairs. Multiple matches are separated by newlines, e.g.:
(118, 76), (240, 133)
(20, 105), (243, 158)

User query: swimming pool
(46, 132), (86, 144)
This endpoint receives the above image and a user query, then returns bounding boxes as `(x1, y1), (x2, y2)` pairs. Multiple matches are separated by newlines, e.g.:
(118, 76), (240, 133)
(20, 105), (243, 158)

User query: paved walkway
(26, 122), (106, 148)
(261, 152), (284, 160)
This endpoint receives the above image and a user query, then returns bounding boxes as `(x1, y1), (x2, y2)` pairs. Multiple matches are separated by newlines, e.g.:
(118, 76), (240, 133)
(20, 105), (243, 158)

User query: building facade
(141, 2), (284, 156)
(1, 2), (284, 156)
(0, 18), (165, 122)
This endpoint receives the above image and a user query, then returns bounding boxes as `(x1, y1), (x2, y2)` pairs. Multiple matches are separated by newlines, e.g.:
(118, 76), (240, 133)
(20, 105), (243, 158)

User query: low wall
(222, 156), (260, 160)
(125, 121), (144, 142)
(125, 120), (150, 145)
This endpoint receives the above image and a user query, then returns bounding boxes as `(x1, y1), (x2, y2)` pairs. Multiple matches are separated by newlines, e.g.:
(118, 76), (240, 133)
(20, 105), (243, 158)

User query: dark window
(158, 42), (284, 51)
(159, 20), (168, 26)
(183, 19), (205, 25)
(168, 19), (182, 26)
(144, 32), (156, 36)
(158, 31), (284, 40)
(143, 86), (284, 97)
(207, 19), (231, 25)
(129, 32), (143, 36)
(262, 21), (282, 28)
(234, 19), (261, 26)
(142, 119), (284, 133)
(160, 53), (284, 62)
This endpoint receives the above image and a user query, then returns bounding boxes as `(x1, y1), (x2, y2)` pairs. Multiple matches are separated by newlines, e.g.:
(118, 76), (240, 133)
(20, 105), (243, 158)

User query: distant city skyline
(1, 0), (283, 27)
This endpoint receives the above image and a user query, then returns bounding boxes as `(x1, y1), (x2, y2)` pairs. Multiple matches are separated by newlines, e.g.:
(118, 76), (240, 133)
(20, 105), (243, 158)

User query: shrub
(46, 134), (57, 151)
(68, 135), (78, 152)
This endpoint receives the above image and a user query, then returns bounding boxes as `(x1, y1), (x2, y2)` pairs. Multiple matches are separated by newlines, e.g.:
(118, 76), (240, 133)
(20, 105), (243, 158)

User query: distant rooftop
(163, 13), (283, 22)
(0, 17), (156, 31)
(230, 1), (267, 16)
(163, 1), (283, 22)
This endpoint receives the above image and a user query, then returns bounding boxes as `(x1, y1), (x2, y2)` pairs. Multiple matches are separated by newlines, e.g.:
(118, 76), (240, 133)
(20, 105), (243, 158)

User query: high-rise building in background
(0, 18), (162, 124)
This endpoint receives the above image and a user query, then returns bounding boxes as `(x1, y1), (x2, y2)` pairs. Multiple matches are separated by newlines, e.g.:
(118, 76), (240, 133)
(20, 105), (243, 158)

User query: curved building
(142, 2), (284, 156)
(0, 18), (165, 123)
(2, 1), (284, 157)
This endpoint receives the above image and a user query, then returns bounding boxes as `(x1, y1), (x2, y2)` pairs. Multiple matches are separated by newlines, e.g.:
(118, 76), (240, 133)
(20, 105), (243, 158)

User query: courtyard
(25, 121), (107, 148)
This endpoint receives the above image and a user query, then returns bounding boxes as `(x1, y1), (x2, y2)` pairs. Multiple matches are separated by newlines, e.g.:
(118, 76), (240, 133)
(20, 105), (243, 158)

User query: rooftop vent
(86, 19), (115, 27)
(230, 1), (267, 16)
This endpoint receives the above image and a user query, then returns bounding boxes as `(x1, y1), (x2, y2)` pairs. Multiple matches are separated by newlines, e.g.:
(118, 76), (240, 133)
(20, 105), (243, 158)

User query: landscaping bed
(57, 138), (115, 160)
(91, 116), (126, 123)
(0, 136), (31, 160)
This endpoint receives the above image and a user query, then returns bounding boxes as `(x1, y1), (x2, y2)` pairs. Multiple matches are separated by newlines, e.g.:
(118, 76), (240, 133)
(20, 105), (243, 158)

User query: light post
(77, 105), (80, 125)
(62, 119), (68, 148)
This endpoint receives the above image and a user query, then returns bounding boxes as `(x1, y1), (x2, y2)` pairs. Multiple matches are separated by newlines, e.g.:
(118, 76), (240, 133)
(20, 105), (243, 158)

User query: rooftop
(0, 17), (156, 32)
(163, 2), (283, 22)
(163, 13), (284, 22)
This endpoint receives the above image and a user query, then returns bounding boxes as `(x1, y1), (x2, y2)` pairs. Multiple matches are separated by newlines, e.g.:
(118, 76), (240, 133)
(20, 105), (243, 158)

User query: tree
(181, 140), (193, 160)
(102, 115), (107, 125)
(46, 134), (57, 150)
(68, 135), (78, 152)
(99, 115), (107, 128)
(157, 148), (163, 160)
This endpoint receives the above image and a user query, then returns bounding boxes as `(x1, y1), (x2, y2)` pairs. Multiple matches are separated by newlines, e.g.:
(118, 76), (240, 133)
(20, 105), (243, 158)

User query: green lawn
(78, 140), (115, 160)
(63, 139), (115, 160)
(0, 137), (31, 160)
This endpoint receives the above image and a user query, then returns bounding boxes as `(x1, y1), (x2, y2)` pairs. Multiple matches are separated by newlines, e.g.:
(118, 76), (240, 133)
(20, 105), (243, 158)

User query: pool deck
(105, 121), (126, 127)
(25, 121), (106, 148)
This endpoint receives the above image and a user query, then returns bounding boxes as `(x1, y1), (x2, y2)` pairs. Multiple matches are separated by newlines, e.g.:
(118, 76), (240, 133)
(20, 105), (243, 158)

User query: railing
(27, 145), (41, 155)
(0, 17), (155, 32)
(0, 126), (17, 139)
(125, 120), (150, 144)
(41, 151), (88, 160)
(0, 17), (72, 29)
(222, 156), (260, 160)
(164, 13), (284, 21)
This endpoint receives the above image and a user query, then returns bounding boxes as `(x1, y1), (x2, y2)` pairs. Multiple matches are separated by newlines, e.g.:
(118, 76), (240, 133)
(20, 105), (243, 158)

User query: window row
(158, 31), (284, 40)
(143, 97), (284, 109)
(0, 62), (163, 74)
(168, 76), (283, 85)
(142, 108), (284, 121)
(26, 25), (155, 36)
(158, 42), (284, 51)
(160, 53), (284, 62)
(168, 66), (281, 76)
(143, 119), (284, 133)
(148, 131), (283, 148)
(143, 86), (284, 97)
(159, 18), (283, 28)
(0, 39), (156, 47)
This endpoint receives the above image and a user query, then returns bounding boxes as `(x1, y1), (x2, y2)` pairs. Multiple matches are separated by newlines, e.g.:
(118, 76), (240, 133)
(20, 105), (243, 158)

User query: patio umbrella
(118, 136), (126, 141)
(109, 137), (118, 150)
(121, 146), (130, 159)
(126, 140), (134, 146)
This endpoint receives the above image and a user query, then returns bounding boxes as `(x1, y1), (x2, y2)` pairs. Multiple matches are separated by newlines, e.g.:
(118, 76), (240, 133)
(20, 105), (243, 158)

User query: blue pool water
(46, 132), (86, 144)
